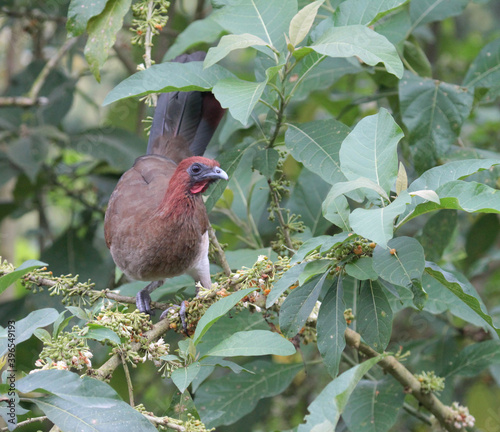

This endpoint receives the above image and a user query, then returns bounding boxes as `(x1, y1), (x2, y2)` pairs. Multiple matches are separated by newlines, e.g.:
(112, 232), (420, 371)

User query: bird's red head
(174, 156), (228, 195)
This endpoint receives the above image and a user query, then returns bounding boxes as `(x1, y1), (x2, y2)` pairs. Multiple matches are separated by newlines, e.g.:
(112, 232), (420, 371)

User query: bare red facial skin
(190, 180), (209, 194)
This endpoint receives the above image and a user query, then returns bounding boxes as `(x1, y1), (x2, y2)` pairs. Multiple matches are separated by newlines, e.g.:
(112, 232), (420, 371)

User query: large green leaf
(205, 33), (271, 69)
(0, 308), (59, 357)
(196, 359), (302, 427)
(409, 0), (469, 30)
(345, 257), (378, 281)
(310, 25), (404, 78)
(339, 108), (404, 194)
(212, 78), (267, 126)
(66, 0), (107, 38)
(204, 330), (296, 357)
(6, 136), (48, 182)
(417, 210), (457, 262)
(298, 356), (383, 431)
(192, 287), (258, 344)
(0, 259), (47, 295)
(402, 180), (500, 224)
(425, 262), (499, 336)
(334, 0), (408, 26)
(399, 71), (474, 172)
(349, 191), (412, 248)
(317, 277), (346, 378)
(279, 272), (329, 337)
(342, 377), (405, 432)
(463, 38), (500, 101)
(288, 169), (333, 234)
(84, 0), (132, 82)
(372, 237), (425, 286)
(103, 62), (235, 105)
(357, 280), (393, 352)
(442, 340), (500, 378)
(165, 13), (224, 61)
(213, 0), (297, 50)
(323, 177), (390, 205)
(322, 194), (351, 230)
(285, 119), (351, 185)
(17, 370), (156, 432)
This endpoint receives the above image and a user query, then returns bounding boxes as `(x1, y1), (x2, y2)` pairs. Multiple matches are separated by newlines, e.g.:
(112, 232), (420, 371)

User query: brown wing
(104, 155), (177, 248)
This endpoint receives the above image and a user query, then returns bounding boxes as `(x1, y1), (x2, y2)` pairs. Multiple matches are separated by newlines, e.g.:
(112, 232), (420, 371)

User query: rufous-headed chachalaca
(104, 52), (227, 318)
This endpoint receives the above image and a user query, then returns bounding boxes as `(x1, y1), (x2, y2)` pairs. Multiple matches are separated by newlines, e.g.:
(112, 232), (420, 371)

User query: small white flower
(257, 255), (267, 262)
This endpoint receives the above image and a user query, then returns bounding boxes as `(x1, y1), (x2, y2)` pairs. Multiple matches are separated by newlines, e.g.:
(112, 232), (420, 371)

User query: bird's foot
(136, 280), (164, 315)
(160, 301), (189, 333)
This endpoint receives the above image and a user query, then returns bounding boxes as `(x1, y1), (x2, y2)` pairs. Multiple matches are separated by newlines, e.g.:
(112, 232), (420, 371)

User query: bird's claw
(136, 289), (155, 316)
(159, 301), (188, 333)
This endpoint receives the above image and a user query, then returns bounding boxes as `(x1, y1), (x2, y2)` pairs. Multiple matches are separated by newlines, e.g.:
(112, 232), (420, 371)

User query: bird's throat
(190, 180), (209, 194)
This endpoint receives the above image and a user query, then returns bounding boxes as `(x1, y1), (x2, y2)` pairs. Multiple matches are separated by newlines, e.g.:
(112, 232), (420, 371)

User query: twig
(0, 416), (47, 431)
(143, 414), (185, 431)
(1, 7), (66, 23)
(344, 327), (458, 432)
(208, 226), (231, 276)
(143, 0), (157, 106)
(268, 179), (295, 252)
(120, 351), (135, 406)
(0, 96), (48, 107)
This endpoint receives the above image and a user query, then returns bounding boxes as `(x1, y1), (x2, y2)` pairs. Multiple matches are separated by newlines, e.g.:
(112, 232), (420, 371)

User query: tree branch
(344, 328), (458, 432)
(0, 416), (47, 432)
(208, 225), (231, 277)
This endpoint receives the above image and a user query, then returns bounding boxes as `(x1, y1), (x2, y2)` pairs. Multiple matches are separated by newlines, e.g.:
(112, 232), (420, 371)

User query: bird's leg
(159, 300), (189, 334)
(136, 280), (164, 315)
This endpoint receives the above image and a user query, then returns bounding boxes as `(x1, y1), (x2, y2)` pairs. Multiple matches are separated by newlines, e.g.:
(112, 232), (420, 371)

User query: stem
(0, 416), (47, 431)
(208, 225), (231, 277)
(268, 179), (294, 252)
(120, 351), (135, 406)
(144, 0), (157, 106)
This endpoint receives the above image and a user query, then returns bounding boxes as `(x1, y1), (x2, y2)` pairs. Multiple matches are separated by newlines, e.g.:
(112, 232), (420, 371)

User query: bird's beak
(201, 166), (228, 181)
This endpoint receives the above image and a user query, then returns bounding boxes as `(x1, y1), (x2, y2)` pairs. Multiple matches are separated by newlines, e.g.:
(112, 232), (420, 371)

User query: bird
(104, 51), (227, 318)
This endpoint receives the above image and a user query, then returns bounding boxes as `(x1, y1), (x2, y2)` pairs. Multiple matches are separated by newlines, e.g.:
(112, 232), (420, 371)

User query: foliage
(1, 0), (500, 431)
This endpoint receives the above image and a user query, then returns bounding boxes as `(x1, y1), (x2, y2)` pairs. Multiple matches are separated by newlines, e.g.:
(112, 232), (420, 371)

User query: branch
(208, 226), (231, 277)
(0, 416), (47, 432)
(268, 179), (295, 252)
(0, 96), (48, 107)
(143, 414), (185, 431)
(1, 7), (66, 23)
(344, 328), (458, 432)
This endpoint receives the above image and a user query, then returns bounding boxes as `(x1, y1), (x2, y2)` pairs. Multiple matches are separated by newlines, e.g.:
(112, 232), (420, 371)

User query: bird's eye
(191, 164), (201, 174)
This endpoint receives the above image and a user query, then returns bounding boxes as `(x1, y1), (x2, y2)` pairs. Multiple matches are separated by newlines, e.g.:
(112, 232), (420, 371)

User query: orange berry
(290, 284), (298, 290)
(169, 322), (177, 329)
(390, 248), (397, 255)
(264, 288), (271, 295)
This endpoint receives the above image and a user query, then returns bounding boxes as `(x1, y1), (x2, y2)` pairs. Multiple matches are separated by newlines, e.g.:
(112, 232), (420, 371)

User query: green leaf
(334, 0), (408, 26)
(252, 147), (280, 178)
(310, 25), (404, 78)
(345, 257), (378, 281)
(266, 262), (307, 307)
(84, 0), (132, 82)
(193, 287), (258, 344)
(323, 178), (390, 206)
(165, 13), (224, 61)
(103, 62), (235, 105)
(322, 194), (351, 230)
(399, 71), (474, 172)
(82, 324), (121, 345)
(299, 260), (331, 285)
(403, 37), (432, 77)
(289, 0), (325, 46)
(463, 38), (500, 100)
(425, 261), (500, 336)
(342, 377), (405, 432)
(0, 308), (59, 357)
(339, 108), (403, 194)
(409, 0), (469, 29)
(317, 277), (346, 377)
(395, 162), (408, 195)
(349, 191), (412, 248)
(298, 356), (383, 431)
(205, 33), (270, 69)
(0, 259), (47, 295)
(204, 330), (296, 357)
(17, 370), (156, 431)
(372, 236), (426, 288)
(196, 359), (302, 427)
(285, 120), (351, 185)
(442, 341), (500, 378)
(279, 272), (329, 337)
(289, 169), (332, 234)
(6, 136), (48, 182)
(418, 210), (457, 262)
(171, 362), (202, 393)
(404, 181), (500, 224)
(66, 0), (107, 38)
(213, 0), (298, 50)
(212, 78), (267, 126)
(357, 280), (393, 352)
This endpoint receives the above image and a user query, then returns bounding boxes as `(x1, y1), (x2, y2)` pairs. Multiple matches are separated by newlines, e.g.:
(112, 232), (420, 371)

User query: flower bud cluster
(415, 370), (445, 394)
(448, 402), (475, 429)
